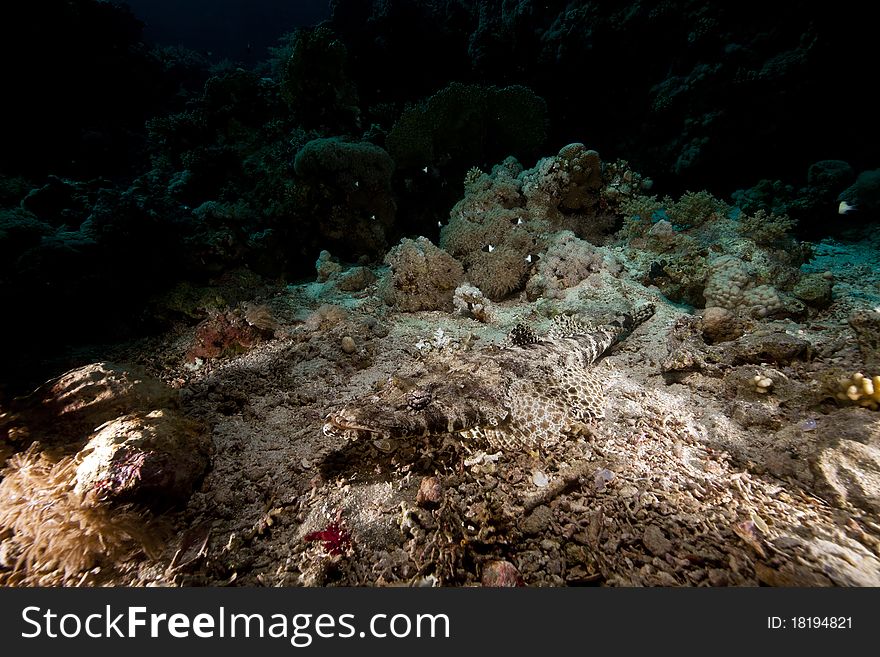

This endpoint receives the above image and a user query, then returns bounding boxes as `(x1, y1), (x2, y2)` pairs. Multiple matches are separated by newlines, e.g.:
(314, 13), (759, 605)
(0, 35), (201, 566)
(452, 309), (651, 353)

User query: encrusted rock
(848, 309), (880, 367)
(793, 273), (833, 309)
(700, 306), (742, 344)
(74, 409), (212, 508)
(337, 266), (376, 292)
(415, 476), (443, 509)
(2, 362), (178, 448)
(521, 504), (552, 535)
(812, 434), (880, 516)
(726, 332), (811, 365)
(315, 249), (342, 282)
(481, 559), (523, 587)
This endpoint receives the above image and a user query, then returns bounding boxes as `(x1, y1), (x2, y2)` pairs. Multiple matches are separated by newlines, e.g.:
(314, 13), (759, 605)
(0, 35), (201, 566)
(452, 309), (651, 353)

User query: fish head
(323, 362), (508, 441)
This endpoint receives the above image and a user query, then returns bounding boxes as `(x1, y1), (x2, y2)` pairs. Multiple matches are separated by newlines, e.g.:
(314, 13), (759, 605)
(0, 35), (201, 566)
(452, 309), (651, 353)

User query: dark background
(118, 0), (330, 62)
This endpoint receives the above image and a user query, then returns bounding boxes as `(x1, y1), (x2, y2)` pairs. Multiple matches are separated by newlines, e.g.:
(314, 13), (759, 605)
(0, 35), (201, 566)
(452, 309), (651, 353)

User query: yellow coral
(836, 372), (880, 410)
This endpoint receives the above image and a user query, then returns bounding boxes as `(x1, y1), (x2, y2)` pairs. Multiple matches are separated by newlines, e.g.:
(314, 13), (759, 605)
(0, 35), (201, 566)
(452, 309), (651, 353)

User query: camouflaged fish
(323, 303), (655, 450)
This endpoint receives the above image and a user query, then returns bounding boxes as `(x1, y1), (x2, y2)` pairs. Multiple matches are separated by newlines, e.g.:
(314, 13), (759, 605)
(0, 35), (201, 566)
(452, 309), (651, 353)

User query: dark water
(0, 0), (876, 391)
(120, 0), (330, 63)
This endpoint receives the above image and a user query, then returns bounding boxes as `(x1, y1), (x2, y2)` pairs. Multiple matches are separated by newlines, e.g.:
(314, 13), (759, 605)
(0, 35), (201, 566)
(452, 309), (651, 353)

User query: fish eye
(406, 389), (432, 411)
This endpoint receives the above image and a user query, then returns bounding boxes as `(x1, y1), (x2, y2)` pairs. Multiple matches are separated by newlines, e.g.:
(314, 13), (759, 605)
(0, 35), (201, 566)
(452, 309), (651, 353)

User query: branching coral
(665, 191), (727, 229)
(736, 209), (797, 246)
(619, 191), (725, 236)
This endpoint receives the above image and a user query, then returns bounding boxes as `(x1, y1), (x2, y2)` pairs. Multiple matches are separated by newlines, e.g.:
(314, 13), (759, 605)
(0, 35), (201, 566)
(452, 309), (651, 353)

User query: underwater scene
(1, 0), (878, 587)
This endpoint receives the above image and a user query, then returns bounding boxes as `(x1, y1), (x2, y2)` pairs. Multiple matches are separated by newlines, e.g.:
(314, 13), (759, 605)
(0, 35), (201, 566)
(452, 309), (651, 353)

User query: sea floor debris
(3, 239), (879, 586)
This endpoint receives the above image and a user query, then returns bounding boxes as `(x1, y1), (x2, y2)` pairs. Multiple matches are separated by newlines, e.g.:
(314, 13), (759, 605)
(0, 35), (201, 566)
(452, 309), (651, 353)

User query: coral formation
(386, 82), (547, 171)
(0, 448), (164, 586)
(521, 143), (603, 220)
(525, 231), (623, 301)
(441, 144), (624, 301)
(293, 137), (397, 260)
(834, 373), (880, 410)
(439, 160), (535, 301)
(736, 209), (797, 246)
(281, 26), (360, 132)
(381, 237), (464, 312)
(619, 188), (811, 319)
(74, 409), (213, 508)
(453, 283), (494, 323)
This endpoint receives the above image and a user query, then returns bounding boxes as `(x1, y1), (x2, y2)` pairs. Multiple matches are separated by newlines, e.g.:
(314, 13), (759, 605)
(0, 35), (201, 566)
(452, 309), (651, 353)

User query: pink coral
(304, 519), (352, 556)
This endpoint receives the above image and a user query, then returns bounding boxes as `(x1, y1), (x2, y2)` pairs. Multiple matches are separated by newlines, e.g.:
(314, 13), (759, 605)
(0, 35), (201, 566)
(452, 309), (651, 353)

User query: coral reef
(441, 144), (623, 301)
(386, 82), (547, 172)
(525, 231), (622, 301)
(381, 237), (464, 312)
(453, 283), (494, 323)
(619, 189), (812, 318)
(293, 137), (397, 260)
(3, 0), (880, 592)
(280, 26), (360, 132)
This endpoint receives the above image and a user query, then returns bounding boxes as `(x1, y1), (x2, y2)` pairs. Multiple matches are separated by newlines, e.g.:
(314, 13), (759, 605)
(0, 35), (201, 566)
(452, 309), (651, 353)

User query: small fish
(525, 254), (532, 264)
(370, 214), (376, 221)
(839, 200), (857, 214)
(422, 166), (429, 174)
(354, 181), (359, 188)
(437, 221), (443, 228)
(517, 217), (524, 225)
(482, 244), (495, 253)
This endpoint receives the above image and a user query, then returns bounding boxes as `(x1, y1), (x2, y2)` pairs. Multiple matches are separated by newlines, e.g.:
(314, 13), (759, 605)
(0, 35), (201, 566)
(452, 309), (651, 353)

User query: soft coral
(304, 517), (352, 556)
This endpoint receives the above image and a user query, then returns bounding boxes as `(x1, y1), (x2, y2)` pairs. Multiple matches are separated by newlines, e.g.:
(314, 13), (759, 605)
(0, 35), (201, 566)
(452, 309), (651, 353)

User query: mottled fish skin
(323, 303), (655, 449)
